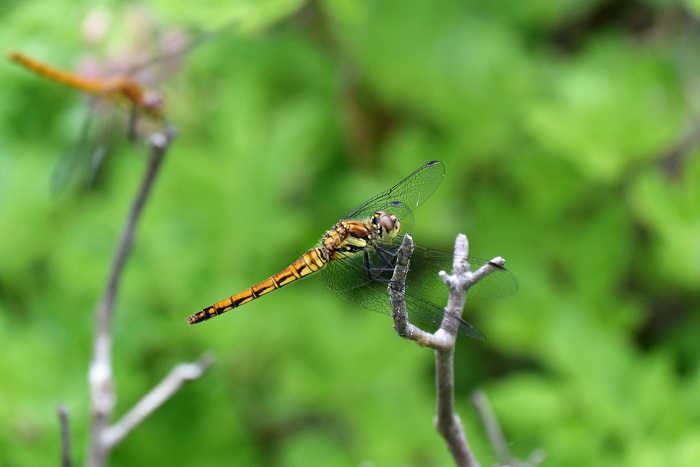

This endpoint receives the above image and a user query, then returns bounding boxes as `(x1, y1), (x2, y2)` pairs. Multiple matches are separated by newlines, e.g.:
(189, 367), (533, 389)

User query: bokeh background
(2, 1), (700, 465)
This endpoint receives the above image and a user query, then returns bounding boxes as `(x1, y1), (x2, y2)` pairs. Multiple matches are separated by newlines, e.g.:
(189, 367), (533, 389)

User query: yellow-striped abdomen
(187, 247), (328, 324)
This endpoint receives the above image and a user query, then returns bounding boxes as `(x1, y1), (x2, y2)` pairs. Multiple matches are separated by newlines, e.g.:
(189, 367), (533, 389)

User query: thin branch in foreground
(57, 404), (72, 467)
(103, 353), (215, 448)
(87, 127), (176, 467)
(472, 389), (546, 467)
(388, 233), (507, 467)
(471, 389), (511, 465)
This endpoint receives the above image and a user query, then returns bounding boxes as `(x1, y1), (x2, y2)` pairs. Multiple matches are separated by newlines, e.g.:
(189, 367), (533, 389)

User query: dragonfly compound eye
(142, 91), (165, 115)
(376, 211), (400, 236)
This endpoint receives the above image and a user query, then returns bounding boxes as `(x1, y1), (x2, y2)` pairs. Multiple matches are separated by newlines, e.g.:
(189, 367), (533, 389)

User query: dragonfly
(7, 48), (173, 192)
(188, 161), (518, 340)
(6, 51), (165, 117)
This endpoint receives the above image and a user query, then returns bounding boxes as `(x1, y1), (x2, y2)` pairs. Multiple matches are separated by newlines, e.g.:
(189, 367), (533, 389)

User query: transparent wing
(406, 245), (519, 301)
(123, 21), (239, 80)
(344, 161), (445, 232)
(320, 243), (492, 340)
(324, 241), (518, 298)
(51, 97), (124, 194)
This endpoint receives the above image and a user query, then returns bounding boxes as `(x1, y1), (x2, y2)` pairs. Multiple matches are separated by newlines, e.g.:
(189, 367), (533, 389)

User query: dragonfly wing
(51, 97), (125, 194)
(88, 100), (125, 187)
(344, 161), (445, 226)
(51, 104), (96, 193)
(321, 238), (404, 294)
(403, 291), (486, 340)
(406, 245), (519, 301)
(321, 247), (486, 339)
(321, 251), (375, 293)
(124, 21), (239, 82)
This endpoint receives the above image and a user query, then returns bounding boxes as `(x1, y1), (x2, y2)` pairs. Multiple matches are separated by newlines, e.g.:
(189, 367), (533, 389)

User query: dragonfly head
(372, 211), (401, 242)
(141, 90), (165, 118)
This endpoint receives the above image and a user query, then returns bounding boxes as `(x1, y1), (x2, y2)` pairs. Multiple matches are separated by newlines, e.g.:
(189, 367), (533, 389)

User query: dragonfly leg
(127, 104), (139, 140)
(373, 246), (396, 269)
(363, 250), (373, 280)
(363, 250), (389, 281)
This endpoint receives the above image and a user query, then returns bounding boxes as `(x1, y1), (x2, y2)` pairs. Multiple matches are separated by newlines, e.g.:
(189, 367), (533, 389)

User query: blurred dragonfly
(6, 12), (220, 193)
(189, 161), (518, 340)
(7, 48), (168, 192)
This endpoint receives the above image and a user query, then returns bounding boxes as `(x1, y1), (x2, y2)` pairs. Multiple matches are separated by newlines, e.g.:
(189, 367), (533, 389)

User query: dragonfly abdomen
(6, 51), (161, 116)
(187, 247), (329, 324)
(7, 51), (104, 94)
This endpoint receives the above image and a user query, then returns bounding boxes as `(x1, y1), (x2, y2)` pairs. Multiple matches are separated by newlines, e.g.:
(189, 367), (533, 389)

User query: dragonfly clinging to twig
(189, 161), (518, 340)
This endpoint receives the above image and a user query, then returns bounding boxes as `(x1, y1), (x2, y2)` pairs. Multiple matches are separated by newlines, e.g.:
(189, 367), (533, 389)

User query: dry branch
(85, 127), (211, 466)
(388, 233), (507, 467)
(58, 404), (72, 467)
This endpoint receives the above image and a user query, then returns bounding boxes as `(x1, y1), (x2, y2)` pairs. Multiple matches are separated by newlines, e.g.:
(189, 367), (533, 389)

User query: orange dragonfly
(7, 48), (174, 192)
(7, 51), (165, 118)
(189, 161), (518, 340)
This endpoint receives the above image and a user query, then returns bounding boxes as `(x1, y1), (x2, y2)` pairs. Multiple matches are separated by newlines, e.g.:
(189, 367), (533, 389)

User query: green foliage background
(2, 0), (700, 465)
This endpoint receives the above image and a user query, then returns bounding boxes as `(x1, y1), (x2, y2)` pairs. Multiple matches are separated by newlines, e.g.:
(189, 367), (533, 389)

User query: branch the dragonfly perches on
(388, 233), (508, 467)
(388, 233), (506, 349)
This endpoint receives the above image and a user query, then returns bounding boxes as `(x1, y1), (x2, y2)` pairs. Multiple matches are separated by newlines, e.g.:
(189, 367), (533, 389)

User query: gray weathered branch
(388, 233), (507, 467)
(58, 404), (72, 467)
(87, 127), (215, 466)
(472, 389), (546, 467)
(103, 353), (215, 448)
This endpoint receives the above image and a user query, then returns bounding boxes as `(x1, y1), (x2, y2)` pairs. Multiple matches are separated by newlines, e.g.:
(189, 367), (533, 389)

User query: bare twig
(434, 344), (475, 466)
(103, 353), (215, 448)
(471, 389), (511, 465)
(388, 234), (435, 346)
(87, 127), (176, 467)
(57, 404), (72, 467)
(388, 233), (507, 467)
(472, 390), (546, 467)
(433, 234), (479, 466)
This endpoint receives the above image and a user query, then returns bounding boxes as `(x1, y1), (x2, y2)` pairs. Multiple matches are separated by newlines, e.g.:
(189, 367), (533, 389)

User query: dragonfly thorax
(105, 77), (165, 117)
(321, 211), (399, 261)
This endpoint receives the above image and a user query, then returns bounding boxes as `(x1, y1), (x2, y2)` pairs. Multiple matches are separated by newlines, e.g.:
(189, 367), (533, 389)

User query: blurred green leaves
(2, 0), (700, 465)
(527, 37), (682, 182)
